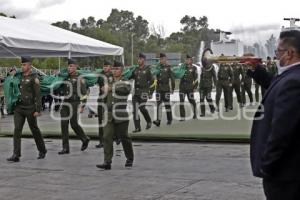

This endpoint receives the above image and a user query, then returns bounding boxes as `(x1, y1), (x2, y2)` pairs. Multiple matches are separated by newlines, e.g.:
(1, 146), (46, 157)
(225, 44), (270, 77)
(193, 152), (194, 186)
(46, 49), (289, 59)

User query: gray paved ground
(0, 138), (264, 200)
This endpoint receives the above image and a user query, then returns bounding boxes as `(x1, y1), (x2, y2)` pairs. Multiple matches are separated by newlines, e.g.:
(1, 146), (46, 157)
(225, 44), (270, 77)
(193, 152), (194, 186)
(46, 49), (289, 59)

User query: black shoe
(115, 138), (121, 145)
(37, 151), (47, 159)
(96, 162), (111, 170)
(132, 128), (141, 133)
(225, 108), (229, 112)
(125, 159), (133, 168)
(166, 120), (172, 125)
(81, 139), (90, 151)
(95, 143), (104, 148)
(7, 155), (20, 162)
(88, 114), (93, 118)
(210, 109), (215, 114)
(200, 113), (205, 117)
(58, 149), (69, 155)
(179, 119), (185, 122)
(193, 115), (197, 119)
(146, 122), (152, 129)
(153, 120), (160, 127)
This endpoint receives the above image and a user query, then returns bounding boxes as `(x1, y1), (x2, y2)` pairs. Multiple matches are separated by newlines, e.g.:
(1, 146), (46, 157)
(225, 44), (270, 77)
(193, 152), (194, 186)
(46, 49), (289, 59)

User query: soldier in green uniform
(58, 58), (90, 155)
(96, 61), (134, 170)
(266, 56), (278, 76)
(129, 53), (154, 132)
(7, 57), (47, 162)
(0, 74), (4, 117)
(241, 64), (253, 106)
(228, 62), (243, 109)
(179, 55), (198, 120)
(153, 53), (175, 126)
(215, 63), (233, 112)
(96, 60), (113, 148)
(199, 64), (217, 117)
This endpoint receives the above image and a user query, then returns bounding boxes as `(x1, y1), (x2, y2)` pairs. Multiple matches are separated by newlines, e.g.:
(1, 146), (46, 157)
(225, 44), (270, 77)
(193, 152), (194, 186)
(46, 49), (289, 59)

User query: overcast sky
(1, 0), (300, 44)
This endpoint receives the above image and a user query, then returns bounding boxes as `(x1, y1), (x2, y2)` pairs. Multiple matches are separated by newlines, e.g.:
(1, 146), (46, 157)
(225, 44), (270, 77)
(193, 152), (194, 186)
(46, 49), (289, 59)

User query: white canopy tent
(0, 16), (123, 58)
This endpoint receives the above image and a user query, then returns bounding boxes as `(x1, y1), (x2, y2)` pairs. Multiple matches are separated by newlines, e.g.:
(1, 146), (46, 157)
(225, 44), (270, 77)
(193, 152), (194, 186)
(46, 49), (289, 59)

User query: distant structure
(282, 18), (300, 31)
(210, 31), (244, 56)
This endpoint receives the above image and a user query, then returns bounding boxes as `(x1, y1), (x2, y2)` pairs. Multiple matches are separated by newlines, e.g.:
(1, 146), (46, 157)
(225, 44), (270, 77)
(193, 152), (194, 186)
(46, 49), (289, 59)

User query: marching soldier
(7, 56), (47, 162)
(129, 53), (155, 133)
(179, 55), (198, 120)
(266, 56), (278, 76)
(215, 63), (233, 112)
(199, 64), (217, 117)
(0, 74), (4, 117)
(96, 61), (134, 170)
(241, 64), (253, 106)
(228, 62), (243, 109)
(153, 53), (175, 126)
(58, 58), (90, 154)
(96, 60), (113, 148)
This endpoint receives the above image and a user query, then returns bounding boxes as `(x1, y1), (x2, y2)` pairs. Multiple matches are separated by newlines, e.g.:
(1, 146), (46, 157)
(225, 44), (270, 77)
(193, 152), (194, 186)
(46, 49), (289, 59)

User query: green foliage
(1, 10), (219, 67)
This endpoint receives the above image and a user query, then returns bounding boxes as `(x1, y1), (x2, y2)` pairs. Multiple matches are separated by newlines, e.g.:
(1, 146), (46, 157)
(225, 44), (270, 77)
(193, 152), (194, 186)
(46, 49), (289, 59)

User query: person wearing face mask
(247, 30), (300, 200)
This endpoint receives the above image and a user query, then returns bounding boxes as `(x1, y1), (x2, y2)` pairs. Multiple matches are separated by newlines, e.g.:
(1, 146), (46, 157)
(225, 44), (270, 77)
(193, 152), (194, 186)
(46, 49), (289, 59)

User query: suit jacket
(248, 64), (300, 180)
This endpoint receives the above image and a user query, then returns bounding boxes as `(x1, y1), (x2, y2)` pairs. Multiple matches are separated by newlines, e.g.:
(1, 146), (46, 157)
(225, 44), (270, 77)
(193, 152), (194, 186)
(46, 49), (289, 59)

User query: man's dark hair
(280, 30), (300, 56)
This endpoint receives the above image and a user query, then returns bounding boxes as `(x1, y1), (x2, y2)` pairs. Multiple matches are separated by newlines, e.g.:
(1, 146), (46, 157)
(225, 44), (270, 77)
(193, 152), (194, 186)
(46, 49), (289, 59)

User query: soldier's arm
(228, 67), (233, 84)
(148, 68), (155, 95)
(193, 66), (198, 89)
(169, 67), (175, 91)
(33, 76), (42, 113)
(80, 77), (88, 106)
(212, 67), (217, 86)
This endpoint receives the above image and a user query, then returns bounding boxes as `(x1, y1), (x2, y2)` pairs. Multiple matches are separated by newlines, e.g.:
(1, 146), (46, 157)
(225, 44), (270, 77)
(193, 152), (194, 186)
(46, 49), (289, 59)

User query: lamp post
(131, 33), (134, 66)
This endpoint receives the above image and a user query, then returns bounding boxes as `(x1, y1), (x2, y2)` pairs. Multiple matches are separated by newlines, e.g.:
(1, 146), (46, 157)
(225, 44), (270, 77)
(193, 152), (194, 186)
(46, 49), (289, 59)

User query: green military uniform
(199, 64), (217, 116)
(154, 63), (175, 125)
(129, 65), (154, 130)
(97, 71), (113, 146)
(179, 63), (198, 119)
(241, 64), (253, 105)
(0, 76), (4, 116)
(12, 71), (47, 158)
(215, 63), (233, 111)
(228, 63), (243, 109)
(59, 72), (90, 153)
(266, 62), (278, 76)
(102, 77), (134, 165)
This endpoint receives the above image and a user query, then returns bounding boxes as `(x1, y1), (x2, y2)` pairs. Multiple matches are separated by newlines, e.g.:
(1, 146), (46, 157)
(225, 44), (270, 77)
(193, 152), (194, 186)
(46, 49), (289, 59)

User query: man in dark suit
(248, 30), (300, 200)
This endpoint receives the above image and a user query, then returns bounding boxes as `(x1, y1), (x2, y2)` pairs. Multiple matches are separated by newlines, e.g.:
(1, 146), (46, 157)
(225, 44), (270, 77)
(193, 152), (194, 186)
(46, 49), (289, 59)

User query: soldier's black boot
(209, 105), (215, 114)
(95, 143), (104, 148)
(132, 128), (141, 133)
(7, 155), (20, 162)
(125, 159), (133, 168)
(81, 138), (90, 151)
(166, 120), (172, 125)
(37, 150), (47, 159)
(96, 161), (111, 170)
(200, 105), (205, 117)
(153, 120), (160, 127)
(145, 122), (152, 129)
(58, 149), (69, 155)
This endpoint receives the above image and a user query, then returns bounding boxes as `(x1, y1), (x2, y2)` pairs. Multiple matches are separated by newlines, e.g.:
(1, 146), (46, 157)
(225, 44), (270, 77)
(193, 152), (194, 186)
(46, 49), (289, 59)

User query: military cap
(67, 58), (77, 65)
(113, 60), (124, 67)
(138, 53), (146, 59)
(104, 60), (112, 65)
(159, 53), (166, 58)
(267, 56), (271, 60)
(21, 56), (32, 63)
(186, 54), (192, 59)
